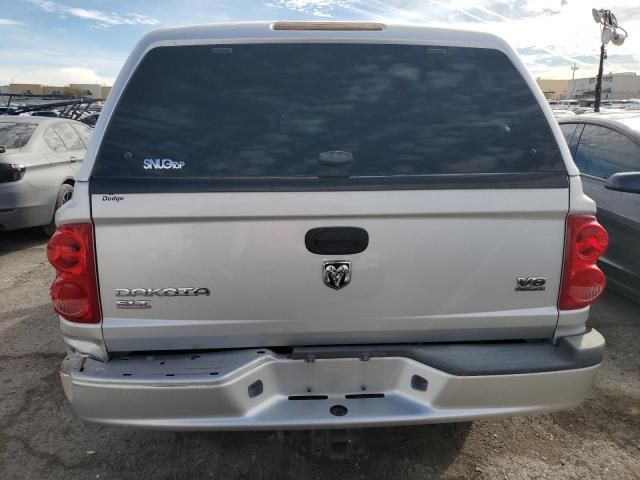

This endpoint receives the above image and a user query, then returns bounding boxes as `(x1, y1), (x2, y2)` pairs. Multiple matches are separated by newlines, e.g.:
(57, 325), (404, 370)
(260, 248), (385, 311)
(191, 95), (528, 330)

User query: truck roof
(136, 21), (512, 53)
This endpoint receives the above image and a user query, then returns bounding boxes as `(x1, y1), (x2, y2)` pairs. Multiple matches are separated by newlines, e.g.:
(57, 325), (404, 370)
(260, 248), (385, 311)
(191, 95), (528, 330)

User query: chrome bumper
(61, 330), (604, 430)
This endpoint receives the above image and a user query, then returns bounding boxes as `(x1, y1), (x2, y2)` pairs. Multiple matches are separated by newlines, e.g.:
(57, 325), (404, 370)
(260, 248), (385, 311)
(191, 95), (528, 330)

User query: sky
(1, 0), (640, 86)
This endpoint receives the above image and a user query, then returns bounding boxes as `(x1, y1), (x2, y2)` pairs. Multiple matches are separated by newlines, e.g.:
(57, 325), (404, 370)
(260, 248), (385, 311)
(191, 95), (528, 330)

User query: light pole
(570, 64), (579, 98)
(592, 8), (627, 112)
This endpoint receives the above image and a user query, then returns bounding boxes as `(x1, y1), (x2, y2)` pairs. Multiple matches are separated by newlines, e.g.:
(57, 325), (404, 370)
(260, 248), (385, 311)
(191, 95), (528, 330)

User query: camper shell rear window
(91, 43), (567, 191)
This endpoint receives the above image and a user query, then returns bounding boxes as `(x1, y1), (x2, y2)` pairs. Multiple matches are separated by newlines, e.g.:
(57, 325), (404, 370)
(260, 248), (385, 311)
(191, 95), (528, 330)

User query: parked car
(553, 109), (577, 119)
(50, 22), (608, 430)
(29, 110), (59, 118)
(559, 113), (640, 302)
(79, 112), (100, 127)
(0, 116), (93, 234)
(558, 99), (580, 109)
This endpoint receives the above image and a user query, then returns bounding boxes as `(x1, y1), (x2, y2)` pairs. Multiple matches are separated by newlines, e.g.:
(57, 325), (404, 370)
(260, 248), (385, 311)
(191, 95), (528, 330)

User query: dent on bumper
(60, 330), (604, 430)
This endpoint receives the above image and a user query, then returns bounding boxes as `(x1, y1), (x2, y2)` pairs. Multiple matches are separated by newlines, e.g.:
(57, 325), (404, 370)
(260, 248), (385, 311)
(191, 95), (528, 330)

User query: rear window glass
(560, 124), (577, 146)
(54, 123), (85, 151)
(0, 122), (37, 149)
(72, 123), (93, 146)
(44, 127), (67, 153)
(93, 44), (566, 188)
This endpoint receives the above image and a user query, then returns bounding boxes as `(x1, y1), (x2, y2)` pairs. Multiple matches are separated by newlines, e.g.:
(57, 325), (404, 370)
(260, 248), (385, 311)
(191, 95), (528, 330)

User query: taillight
(0, 163), (26, 183)
(47, 223), (101, 323)
(559, 215), (608, 310)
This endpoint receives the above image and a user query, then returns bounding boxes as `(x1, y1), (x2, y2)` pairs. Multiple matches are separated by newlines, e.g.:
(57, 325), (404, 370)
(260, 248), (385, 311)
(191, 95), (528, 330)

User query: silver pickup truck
(47, 22), (608, 430)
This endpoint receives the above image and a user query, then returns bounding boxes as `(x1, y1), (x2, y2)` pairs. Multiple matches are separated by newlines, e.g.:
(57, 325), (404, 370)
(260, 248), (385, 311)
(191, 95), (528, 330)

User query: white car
(0, 116), (92, 234)
(50, 22), (606, 430)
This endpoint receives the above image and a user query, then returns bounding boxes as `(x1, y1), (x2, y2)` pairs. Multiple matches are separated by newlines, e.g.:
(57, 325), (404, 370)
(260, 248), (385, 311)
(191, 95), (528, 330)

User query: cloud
(58, 66), (112, 83)
(264, 0), (640, 79)
(0, 18), (25, 25)
(0, 65), (114, 85)
(7, 0), (640, 84)
(30, 0), (57, 13)
(28, 0), (159, 27)
(267, 0), (360, 18)
(519, 0), (562, 15)
(66, 8), (159, 26)
(0, 43), (122, 85)
(34, 49), (67, 57)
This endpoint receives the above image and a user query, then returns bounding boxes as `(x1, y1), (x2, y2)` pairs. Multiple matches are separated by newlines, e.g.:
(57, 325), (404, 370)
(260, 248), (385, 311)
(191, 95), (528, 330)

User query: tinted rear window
(93, 44), (566, 189)
(0, 122), (37, 149)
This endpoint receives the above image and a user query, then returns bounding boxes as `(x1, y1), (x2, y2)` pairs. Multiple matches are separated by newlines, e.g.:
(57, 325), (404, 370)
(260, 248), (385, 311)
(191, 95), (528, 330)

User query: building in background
(2, 83), (112, 98)
(537, 72), (640, 101)
(536, 79), (569, 100)
(68, 84), (102, 98)
(8, 83), (43, 95)
(569, 72), (640, 100)
(42, 85), (66, 95)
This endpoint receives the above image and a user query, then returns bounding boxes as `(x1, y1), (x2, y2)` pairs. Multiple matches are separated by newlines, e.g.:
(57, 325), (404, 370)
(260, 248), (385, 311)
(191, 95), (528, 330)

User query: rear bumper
(0, 185), (54, 230)
(0, 204), (52, 230)
(60, 329), (604, 430)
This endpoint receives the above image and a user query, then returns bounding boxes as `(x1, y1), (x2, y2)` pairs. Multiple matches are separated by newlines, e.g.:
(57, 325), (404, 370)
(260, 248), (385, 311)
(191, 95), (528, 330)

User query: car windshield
(0, 122), (38, 149)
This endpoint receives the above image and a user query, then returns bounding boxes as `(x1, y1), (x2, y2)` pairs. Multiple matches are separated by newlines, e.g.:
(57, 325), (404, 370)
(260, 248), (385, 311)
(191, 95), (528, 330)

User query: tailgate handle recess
(305, 227), (369, 255)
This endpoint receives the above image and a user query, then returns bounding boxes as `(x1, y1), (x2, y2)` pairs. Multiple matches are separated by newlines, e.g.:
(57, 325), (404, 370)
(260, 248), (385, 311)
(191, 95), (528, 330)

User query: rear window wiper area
(318, 150), (353, 166)
(317, 150), (353, 178)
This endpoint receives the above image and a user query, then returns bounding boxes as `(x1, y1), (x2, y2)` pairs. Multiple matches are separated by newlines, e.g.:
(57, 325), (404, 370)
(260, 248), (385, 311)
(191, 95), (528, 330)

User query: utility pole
(594, 45), (605, 112)
(570, 64), (579, 98)
(592, 8), (627, 112)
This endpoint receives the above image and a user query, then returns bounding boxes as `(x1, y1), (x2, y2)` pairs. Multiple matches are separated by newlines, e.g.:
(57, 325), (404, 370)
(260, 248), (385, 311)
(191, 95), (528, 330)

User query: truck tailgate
(93, 188), (567, 351)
